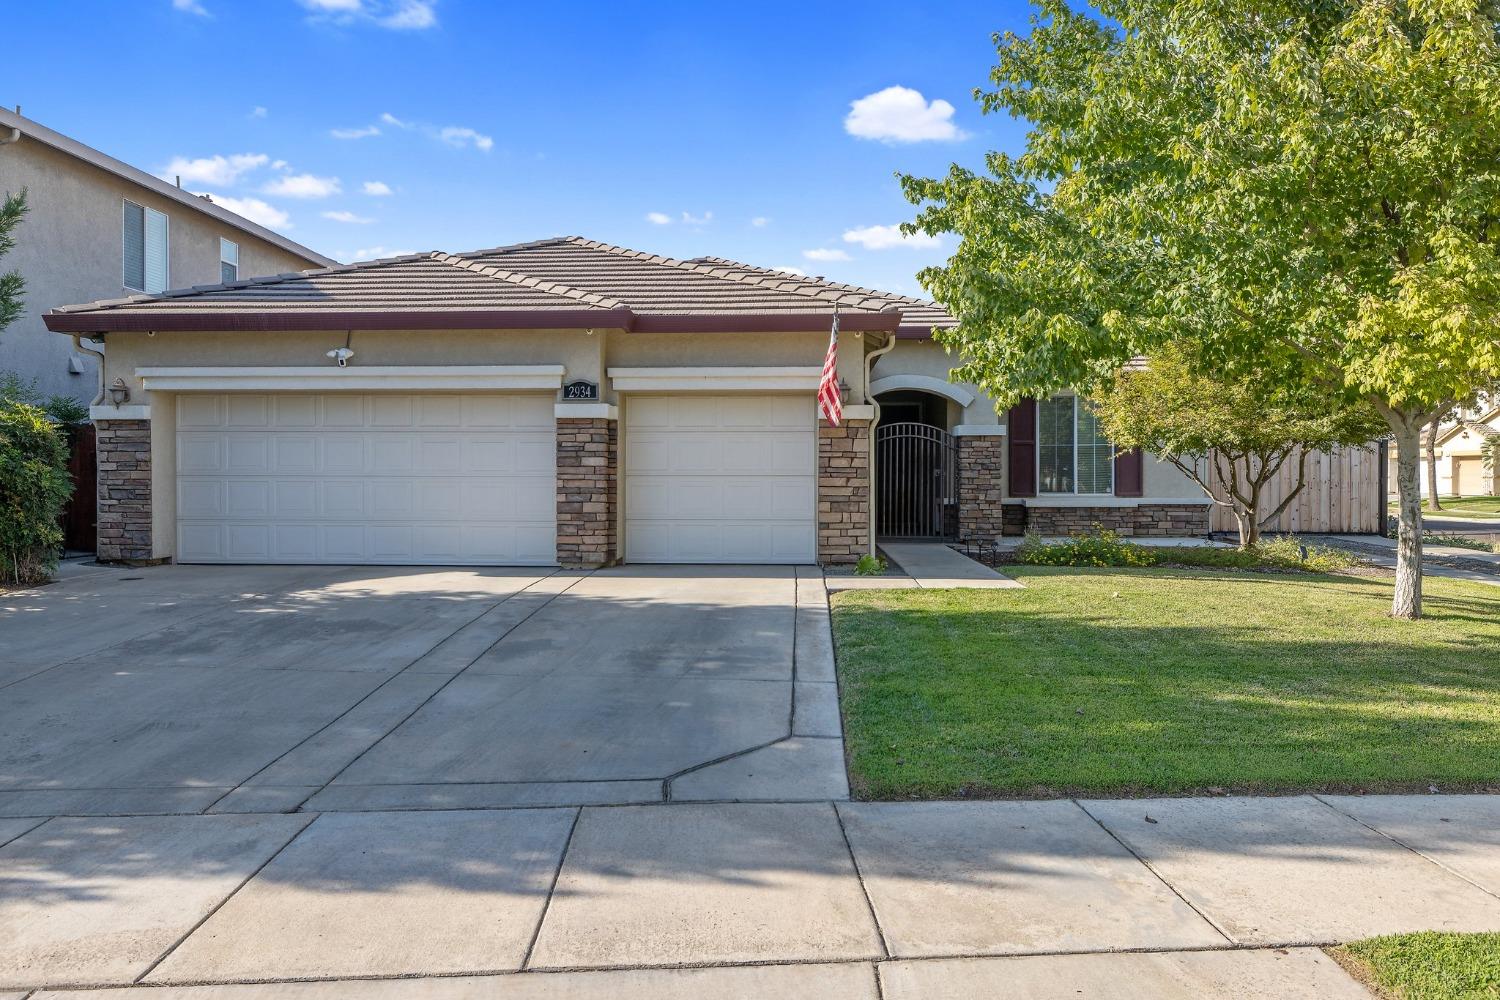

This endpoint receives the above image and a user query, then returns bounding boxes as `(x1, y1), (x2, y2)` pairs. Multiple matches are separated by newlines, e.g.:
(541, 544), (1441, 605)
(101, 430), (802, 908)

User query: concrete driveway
(0, 560), (846, 817)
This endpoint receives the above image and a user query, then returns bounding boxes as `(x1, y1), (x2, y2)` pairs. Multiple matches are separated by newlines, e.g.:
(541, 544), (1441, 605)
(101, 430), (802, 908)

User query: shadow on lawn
(833, 573), (1500, 800)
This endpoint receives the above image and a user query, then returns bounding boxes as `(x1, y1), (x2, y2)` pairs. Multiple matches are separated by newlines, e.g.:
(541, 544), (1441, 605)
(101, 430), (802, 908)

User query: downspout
(863, 329), (897, 555)
(71, 334), (106, 406)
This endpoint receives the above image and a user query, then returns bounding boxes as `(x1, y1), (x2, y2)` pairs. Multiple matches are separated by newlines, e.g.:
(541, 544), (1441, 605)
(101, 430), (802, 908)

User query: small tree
(0, 190), (26, 335)
(0, 400), (71, 585)
(1091, 348), (1384, 548)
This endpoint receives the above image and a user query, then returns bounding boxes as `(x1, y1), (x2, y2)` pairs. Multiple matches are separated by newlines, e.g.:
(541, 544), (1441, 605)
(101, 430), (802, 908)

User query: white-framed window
(123, 200), (169, 293)
(220, 238), (239, 283)
(1038, 393), (1114, 494)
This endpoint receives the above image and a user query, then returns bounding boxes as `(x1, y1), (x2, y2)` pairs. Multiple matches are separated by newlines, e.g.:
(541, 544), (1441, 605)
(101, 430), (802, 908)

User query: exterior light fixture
(838, 377), (851, 402)
(108, 377), (130, 407)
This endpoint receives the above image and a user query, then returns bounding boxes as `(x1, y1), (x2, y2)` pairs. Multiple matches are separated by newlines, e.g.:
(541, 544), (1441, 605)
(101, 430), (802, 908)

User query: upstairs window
(220, 238), (239, 283)
(123, 200), (169, 292)
(1038, 394), (1114, 494)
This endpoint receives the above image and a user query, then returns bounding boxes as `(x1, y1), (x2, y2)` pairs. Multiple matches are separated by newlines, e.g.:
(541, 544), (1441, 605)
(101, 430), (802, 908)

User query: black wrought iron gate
(876, 422), (959, 538)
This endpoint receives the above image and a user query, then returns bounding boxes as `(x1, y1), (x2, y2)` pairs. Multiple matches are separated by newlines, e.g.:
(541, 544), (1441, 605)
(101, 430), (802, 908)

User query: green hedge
(0, 400), (72, 585)
(1014, 529), (1362, 573)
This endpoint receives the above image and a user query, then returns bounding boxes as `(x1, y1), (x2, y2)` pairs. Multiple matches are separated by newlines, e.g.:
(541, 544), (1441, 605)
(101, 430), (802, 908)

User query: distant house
(0, 107), (333, 403)
(1393, 401), (1500, 499)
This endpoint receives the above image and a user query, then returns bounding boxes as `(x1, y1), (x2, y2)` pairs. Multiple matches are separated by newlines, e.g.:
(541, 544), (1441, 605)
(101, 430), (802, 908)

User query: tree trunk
(1425, 436), (1442, 511)
(1391, 418), (1425, 620)
(1234, 508), (1253, 549)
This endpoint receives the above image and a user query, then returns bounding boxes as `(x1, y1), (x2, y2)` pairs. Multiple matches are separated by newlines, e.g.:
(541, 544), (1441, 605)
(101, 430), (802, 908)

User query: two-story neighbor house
(0, 106), (333, 402)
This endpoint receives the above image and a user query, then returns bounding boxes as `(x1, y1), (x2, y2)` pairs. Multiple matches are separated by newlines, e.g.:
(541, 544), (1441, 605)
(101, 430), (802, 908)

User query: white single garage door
(624, 395), (816, 563)
(176, 393), (556, 565)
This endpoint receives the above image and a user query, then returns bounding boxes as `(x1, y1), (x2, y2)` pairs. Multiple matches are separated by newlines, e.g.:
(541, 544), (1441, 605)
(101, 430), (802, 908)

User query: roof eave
(43, 308), (635, 334)
(631, 313), (901, 334)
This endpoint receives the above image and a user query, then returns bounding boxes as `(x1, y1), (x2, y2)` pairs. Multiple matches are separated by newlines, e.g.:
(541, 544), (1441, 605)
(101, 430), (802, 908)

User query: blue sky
(3, 0), (1034, 297)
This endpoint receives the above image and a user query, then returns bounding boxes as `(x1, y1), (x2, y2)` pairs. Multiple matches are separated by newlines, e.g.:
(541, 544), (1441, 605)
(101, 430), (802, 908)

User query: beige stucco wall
(869, 339), (1000, 427)
(0, 137), (324, 401)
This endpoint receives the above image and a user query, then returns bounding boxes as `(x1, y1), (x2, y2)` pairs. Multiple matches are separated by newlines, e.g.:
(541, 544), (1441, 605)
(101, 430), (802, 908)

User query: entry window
(220, 238), (239, 283)
(1038, 394), (1113, 495)
(123, 200), (169, 293)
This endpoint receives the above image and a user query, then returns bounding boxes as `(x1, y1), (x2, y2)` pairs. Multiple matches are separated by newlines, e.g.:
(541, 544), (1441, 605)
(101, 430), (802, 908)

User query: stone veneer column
(818, 417), (870, 565)
(555, 415), (617, 569)
(957, 433), (1006, 541)
(95, 419), (153, 562)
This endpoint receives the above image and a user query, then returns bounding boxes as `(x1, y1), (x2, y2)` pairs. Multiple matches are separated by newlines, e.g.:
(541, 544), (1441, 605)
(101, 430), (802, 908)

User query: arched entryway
(874, 387), (959, 539)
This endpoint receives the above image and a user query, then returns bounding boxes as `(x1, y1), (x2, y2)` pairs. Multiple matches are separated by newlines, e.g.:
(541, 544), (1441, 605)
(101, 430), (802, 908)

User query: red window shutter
(1114, 447), (1145, 497)
(1007, 398), (1037, 497)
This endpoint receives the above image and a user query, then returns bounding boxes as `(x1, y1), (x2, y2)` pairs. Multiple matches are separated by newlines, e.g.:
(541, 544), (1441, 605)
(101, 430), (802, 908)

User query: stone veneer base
(556, 416), (618, 569)
(818, 419), (870, 565)
(1021, 503), (1211, 537)
(95, 419), (153, 562)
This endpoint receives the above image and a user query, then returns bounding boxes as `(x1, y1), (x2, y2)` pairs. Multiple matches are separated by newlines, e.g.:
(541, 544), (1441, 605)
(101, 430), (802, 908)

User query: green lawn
(1334, 933), (1500, 1000)
(1394, 497), (1500, 519)
(832, 568), (1500, 799)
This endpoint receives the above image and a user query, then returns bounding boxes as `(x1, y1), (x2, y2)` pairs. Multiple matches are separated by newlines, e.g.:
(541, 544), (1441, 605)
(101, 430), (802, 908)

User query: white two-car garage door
(624, 395), (816, 563)
(175, 393), (555, 565)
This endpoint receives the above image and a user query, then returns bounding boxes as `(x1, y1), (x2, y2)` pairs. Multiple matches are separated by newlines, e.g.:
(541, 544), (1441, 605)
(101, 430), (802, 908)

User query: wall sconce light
(108, 377), (130, 407)
(838, 377), (851, 402)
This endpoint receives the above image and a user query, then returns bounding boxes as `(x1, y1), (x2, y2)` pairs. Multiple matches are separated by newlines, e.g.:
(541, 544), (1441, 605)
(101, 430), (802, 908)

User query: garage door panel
(178, 395), (223, 428)
(226, 394), (270, 427)
(274, 395), (318, 427)
(225, 480), (271, 517)
(272, 436), (318, 473)
(274, 481), (318, 517)
(176, 393), (556, 565)
(624, 395), (816, 564)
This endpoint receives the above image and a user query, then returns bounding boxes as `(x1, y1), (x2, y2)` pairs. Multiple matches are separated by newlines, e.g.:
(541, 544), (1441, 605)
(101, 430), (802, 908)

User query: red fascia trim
(42, 309), (636, 334)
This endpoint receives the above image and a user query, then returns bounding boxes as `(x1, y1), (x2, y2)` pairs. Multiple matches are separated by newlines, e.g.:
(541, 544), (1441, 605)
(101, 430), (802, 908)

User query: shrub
(855, 553), (888, 576)
(1015, 528), (1158, 567)
(0, 399), (72, 586)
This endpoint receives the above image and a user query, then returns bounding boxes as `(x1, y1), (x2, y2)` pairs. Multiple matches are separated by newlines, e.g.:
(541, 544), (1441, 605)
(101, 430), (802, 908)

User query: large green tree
(902, 0), (1500, 618)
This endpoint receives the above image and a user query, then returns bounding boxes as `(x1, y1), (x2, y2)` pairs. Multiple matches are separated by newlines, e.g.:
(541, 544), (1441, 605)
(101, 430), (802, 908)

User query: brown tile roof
(45, 236), (956, 336)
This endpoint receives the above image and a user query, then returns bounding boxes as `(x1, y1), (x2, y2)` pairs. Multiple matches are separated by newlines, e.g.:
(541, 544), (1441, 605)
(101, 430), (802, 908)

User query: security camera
(326, 347), (354, 368)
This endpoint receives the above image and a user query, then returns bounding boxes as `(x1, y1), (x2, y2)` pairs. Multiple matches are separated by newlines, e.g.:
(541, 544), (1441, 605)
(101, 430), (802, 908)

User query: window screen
(122, 201), (146, 290)
(1076, 402), (1114, 494)
(143, 207), (168, 293)
(220, 238), (239, 283)
(1037, 395), (1076, 493)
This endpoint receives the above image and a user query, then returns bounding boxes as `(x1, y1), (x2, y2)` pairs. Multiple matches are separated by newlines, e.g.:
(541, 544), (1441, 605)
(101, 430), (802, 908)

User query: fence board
(1208, 443), (1382, 535)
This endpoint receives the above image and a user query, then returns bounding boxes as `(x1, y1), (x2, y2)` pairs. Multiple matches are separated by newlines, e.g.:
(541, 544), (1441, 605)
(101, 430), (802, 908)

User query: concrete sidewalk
(4, 793), (1499, 995)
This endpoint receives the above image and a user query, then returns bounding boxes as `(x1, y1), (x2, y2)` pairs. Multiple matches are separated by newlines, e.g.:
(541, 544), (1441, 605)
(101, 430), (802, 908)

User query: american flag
(817, 309), (842, 426)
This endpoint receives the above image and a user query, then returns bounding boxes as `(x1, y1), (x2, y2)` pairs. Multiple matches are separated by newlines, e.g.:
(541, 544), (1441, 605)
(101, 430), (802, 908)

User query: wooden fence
(62, 423), (97, 553)
(1207, 442), (1385, 536)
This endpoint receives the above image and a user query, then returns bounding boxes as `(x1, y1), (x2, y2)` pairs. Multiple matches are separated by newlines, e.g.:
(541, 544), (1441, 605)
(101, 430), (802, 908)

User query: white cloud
(298, 0), (437, 30)
(773, 265), (806, 276)
(438, 126), (493, 151)
(362, 181), (394, 196)
(842, 224), (942, 251)
(172, 0), (210, 15)
(199, 194), (289, 229)
(380, 112), (411, 128)
(844, 86), (968, 144)
(751, 216), (770, 228)
(331, 124), (380, 140)
(645, 212), (672, 225)
(262, 173), (342, 198)
(379, 0), (436, 29)
(352, 245), (416, 260)
(322, 210), (374, 224)
(271, 159), (290, 171)
(681, 210), (713, 226)
(803, 248), (852, 262)
(161, 153), (269, 186)
(249, 106), (268, 119)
